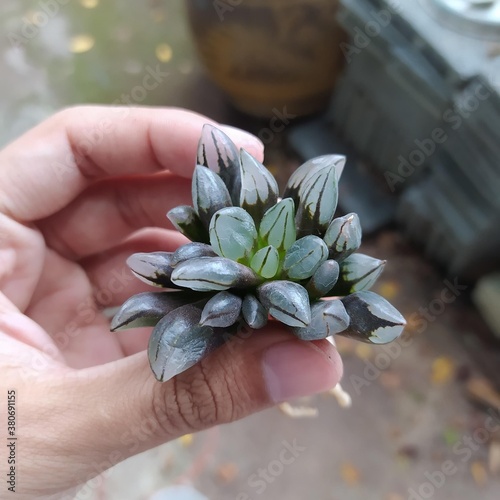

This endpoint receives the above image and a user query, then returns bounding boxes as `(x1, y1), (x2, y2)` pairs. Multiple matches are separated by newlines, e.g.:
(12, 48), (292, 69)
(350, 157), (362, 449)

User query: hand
(0, 106), (342, 498)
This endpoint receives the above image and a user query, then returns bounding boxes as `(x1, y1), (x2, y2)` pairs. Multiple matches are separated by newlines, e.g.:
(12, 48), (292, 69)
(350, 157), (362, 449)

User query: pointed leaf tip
(197, 124), (241, 205)
(200, 291), (242, 327)
(239, 149), (279, 222)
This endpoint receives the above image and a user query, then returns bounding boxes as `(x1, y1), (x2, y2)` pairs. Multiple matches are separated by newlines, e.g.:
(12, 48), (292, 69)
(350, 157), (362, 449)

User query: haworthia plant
(112, 124), (406, 382)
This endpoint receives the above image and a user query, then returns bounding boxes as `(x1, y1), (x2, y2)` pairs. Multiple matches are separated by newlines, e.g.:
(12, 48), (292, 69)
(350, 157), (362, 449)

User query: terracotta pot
(187, 0), (345, 118)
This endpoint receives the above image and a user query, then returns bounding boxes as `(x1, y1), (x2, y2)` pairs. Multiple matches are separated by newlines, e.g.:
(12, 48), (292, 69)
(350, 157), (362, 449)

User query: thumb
(71, 327), (341, 475)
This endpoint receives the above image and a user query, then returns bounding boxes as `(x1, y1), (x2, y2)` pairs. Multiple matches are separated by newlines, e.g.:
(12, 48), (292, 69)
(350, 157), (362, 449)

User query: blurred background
(2, 0), (500, 498)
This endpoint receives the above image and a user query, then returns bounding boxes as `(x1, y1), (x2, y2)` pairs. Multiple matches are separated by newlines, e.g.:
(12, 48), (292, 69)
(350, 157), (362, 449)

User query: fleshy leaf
(283, 156), (345, 237)
(148, 304), (221, 381)
(250, 245), (279, 279)
(241, 294), (268, 329)
(127, 252), (179, 288)
(171, 257), (261, 292)
(330, 254), (386, 295)
(111, 291), (198, 331)
(259, 198), (296, 252)
(192, 165), (232, 228)
(306, 260), (340, 299)
(239, 149), (279, 223)
(283, 155), (346, 200)
(282, 235), (329, 280)
(200, 291), (242, 327)
(197, 124), (241, 205)
(167, 205), (209, 243)
(323, 213), (362, 262)
(257, 281), (311, 327)
(293, 299), (350, 340)
(209, 207), (257, 262)
(339, 291), (406, 344)
(171, 242), (217, 267)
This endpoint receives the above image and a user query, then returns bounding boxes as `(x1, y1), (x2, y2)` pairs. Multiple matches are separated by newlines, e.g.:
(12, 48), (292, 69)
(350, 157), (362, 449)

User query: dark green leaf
(171, 243), (217, 267)
(111, 291), (198, 331)
(200, 291), (242, 327)
(306, 260), (340, 299)
(197, 124), (241, 205)
(127, 252), (179, 288)
(339, 291), (406, 344)
(239, 149), (279, 223)
(167, 205), (209, 243)
(241, 294), (268, 329)
(192, 165), (232, 228)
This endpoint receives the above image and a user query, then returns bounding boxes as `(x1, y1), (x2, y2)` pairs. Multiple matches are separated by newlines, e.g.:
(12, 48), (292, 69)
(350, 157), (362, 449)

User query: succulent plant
(111, 125), (406, 382)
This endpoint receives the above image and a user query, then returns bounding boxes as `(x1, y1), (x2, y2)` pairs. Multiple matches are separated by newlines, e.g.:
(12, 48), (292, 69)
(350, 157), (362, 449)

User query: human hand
(0, 106), (342, 499)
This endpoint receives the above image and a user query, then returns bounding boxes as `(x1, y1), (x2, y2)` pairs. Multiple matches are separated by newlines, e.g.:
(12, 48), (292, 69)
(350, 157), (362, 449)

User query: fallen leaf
(216, 463), (239, 483)
(179, 434), (194, 448)
(443, 427), (461, 447)
(431, 357), (455, 385)
(378, 281), (400, 300)
(341, 462), (360, 486)
(80, 0), (99, 8)
(354, 343), (373, 360)
(156, 43), (173, 63)
(471, 461), (488, 486)
(70, 35), (95, 54)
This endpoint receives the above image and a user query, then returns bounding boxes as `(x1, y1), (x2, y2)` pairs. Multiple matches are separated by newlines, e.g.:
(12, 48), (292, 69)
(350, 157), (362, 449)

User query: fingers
(58, 329), (342, 486)
(36, 173), (191, 260)
(0, 106), (264, 222)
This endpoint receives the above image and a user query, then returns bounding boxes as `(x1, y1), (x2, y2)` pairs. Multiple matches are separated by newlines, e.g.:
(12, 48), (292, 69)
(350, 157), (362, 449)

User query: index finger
(0, 106), (264, 221)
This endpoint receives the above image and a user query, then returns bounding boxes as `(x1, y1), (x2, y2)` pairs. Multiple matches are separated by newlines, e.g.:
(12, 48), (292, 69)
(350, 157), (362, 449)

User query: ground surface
(1, 2), (500, 499)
